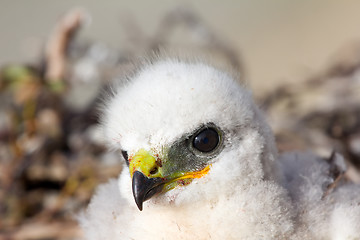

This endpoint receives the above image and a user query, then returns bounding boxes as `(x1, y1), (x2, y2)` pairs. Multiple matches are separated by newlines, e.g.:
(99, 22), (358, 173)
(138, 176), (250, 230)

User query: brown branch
(45, 8), (87, 83)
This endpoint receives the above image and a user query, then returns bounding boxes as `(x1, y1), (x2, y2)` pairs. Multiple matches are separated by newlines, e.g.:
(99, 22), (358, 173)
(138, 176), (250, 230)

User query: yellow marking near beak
(162, 164), (212, 191)
(129, 149), (162, 178)
(129, 148), (212, 193)
(174, 164), (211, 181)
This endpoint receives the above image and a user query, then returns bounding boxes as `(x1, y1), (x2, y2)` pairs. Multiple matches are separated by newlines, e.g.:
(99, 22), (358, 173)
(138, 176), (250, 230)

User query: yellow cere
(129, 149), (162, 178)
(129, 148), (212, 192)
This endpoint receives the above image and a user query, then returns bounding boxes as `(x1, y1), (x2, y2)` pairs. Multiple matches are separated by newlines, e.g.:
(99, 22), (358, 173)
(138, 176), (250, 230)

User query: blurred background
(1, 1), (360, 239)
(3, 0), (360, 95)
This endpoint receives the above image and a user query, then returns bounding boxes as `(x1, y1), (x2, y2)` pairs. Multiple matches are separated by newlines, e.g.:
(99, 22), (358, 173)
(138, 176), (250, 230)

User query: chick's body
(80, 59), (360, 240)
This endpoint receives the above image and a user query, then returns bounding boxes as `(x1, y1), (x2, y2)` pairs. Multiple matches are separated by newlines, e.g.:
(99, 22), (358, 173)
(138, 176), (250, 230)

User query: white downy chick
(79, 58), (360, 240)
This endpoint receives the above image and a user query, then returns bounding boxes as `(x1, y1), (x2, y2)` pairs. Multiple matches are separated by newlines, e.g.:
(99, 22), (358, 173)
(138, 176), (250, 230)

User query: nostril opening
(150, 167), (158, 175)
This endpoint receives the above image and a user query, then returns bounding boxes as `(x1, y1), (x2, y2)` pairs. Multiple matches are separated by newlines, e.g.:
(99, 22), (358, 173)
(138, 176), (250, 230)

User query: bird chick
(79, 58), (360, 240)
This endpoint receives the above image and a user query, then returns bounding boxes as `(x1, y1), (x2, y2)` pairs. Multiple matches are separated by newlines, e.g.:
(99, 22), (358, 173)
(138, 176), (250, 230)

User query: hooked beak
(132, 171), (165, 211)
(129, 148), (211, 211)
(129, 149), (165, 211)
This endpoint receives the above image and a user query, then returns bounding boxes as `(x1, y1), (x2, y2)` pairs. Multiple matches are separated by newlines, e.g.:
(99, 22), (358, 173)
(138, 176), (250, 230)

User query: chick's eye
(193, 128), (219, 153)
(121, 150), (129, 166)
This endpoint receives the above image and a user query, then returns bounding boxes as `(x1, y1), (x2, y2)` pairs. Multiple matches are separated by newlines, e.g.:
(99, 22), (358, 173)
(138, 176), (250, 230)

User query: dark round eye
(193, 128), (219, 153)
(121, 150), (129, 166)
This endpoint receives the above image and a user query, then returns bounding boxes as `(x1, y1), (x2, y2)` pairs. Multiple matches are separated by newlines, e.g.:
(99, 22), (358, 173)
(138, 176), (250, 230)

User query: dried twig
(322, 151), (346, 199)
(45, 8), (87, 84)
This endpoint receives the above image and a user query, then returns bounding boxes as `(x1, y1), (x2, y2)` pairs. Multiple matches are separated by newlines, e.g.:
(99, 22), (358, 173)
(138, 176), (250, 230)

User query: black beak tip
(132, 171), (164, 211)
(135, 202), (143, 211)
(132, 171), (146, 211)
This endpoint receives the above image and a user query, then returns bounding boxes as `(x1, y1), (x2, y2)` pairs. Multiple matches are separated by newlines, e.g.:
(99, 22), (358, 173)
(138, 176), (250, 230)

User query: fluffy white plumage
(79, 58), (360, 240)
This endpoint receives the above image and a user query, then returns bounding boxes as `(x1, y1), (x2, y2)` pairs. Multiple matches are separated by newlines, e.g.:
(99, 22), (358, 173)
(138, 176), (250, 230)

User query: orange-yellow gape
(129, 148), (212, 210)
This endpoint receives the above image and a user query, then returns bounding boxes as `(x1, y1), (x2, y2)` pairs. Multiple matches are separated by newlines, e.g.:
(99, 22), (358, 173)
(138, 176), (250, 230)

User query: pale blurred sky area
(1, 0), (360, 94)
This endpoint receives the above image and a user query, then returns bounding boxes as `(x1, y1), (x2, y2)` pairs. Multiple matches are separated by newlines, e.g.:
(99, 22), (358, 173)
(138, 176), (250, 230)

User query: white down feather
(79, 59), (360, 240)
